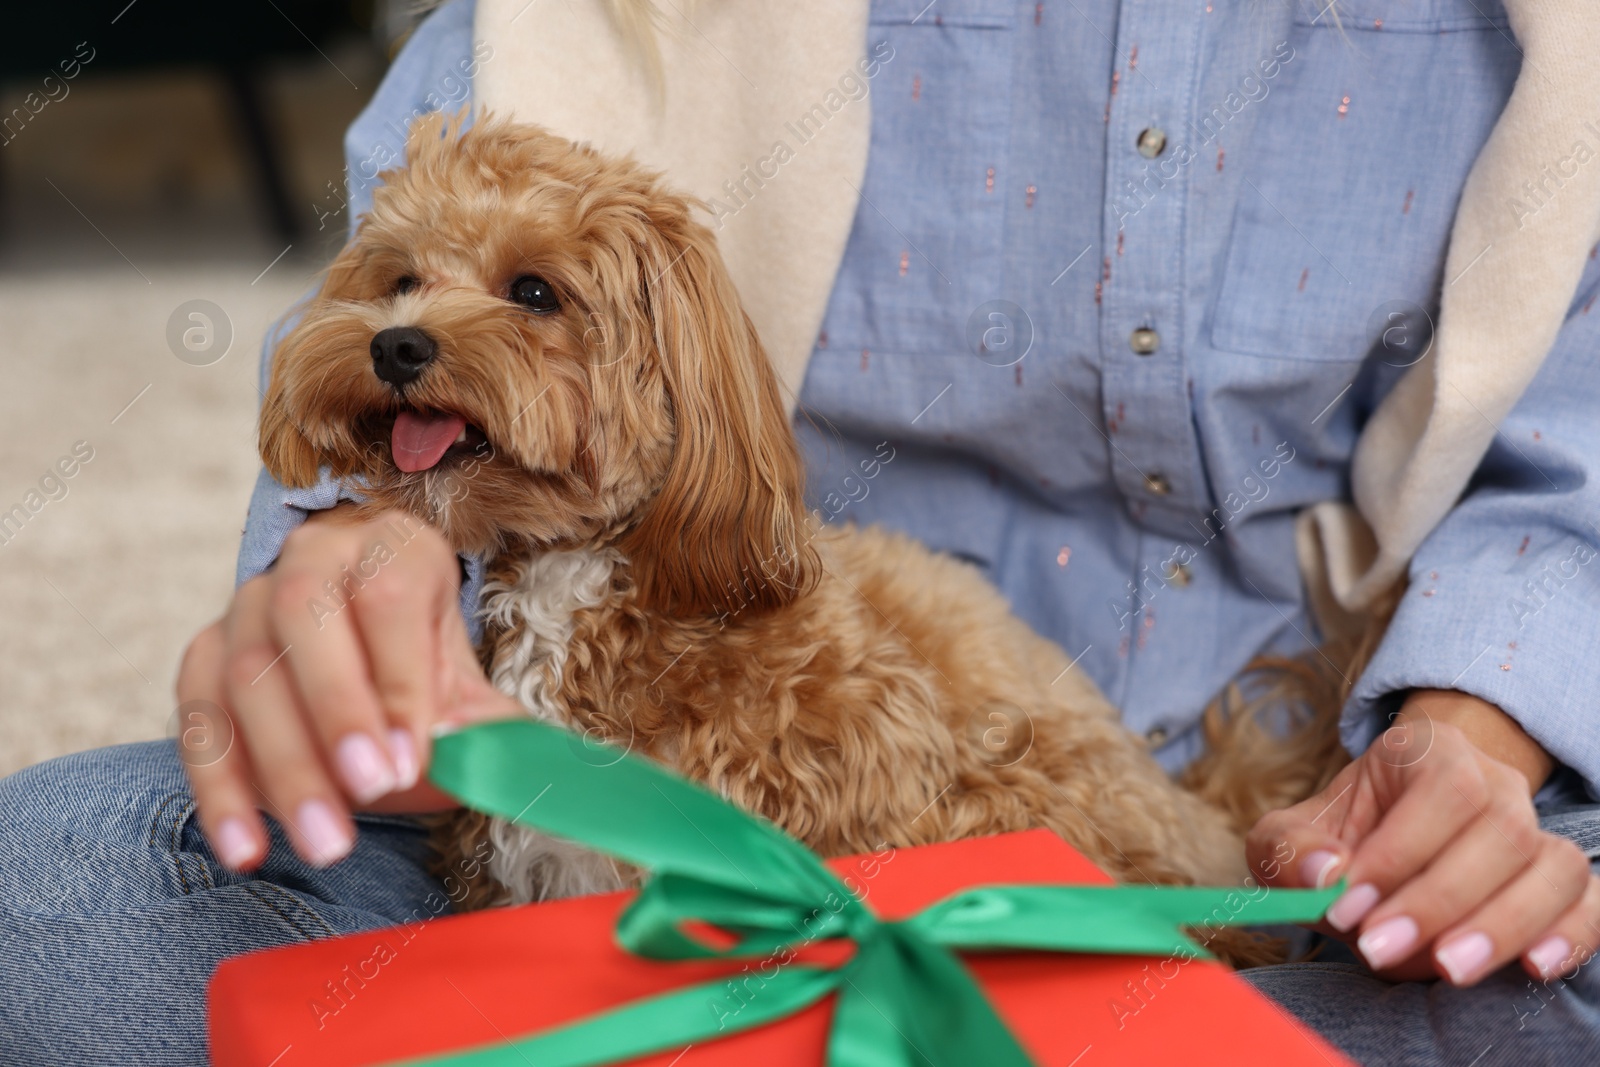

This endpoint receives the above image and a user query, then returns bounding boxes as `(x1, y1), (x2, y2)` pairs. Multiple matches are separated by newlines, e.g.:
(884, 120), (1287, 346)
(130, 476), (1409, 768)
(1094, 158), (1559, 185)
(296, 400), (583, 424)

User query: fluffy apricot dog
(261, 113), (1302, 931)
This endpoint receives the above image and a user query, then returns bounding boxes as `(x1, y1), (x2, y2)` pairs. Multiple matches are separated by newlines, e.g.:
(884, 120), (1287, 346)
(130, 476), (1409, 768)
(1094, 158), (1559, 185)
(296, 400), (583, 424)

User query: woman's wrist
(1397, 688), (1554, 795)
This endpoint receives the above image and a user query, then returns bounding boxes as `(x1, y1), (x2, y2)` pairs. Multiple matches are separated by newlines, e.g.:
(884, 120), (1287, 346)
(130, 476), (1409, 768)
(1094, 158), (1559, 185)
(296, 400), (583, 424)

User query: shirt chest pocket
(1208, 0), (1518, 362)
(820, 0), (1017, 356)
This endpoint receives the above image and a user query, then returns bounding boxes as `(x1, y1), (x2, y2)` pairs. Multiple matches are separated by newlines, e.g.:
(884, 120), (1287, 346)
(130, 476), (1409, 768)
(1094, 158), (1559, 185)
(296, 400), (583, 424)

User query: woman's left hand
(1248, 689), (1600, 985)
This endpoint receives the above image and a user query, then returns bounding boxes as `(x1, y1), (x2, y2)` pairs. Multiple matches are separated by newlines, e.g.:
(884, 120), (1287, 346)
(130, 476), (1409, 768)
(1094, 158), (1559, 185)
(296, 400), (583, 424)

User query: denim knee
(0, 742), (442, 1066)
(0, 741), (203, 917)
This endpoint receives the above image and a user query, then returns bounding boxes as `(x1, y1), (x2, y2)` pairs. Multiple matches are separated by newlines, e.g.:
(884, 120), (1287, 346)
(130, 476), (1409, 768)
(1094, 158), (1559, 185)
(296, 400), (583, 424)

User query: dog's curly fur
(261, 113), (1345, 962)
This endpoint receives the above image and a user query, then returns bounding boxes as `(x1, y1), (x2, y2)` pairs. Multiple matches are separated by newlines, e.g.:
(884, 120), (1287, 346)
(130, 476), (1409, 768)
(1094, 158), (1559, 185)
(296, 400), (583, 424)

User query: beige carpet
(0, 51), (376, 777)
(0, 267), (311, 777)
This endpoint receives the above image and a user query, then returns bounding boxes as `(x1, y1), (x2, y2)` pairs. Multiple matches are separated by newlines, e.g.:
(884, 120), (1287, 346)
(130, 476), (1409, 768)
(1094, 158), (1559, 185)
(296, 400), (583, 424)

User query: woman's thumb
(435, 598), (521, 725)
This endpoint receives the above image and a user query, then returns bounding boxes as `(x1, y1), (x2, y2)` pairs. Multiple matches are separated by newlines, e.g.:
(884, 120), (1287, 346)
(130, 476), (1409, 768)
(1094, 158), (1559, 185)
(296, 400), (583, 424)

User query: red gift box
(210, 829), (1351, 1067)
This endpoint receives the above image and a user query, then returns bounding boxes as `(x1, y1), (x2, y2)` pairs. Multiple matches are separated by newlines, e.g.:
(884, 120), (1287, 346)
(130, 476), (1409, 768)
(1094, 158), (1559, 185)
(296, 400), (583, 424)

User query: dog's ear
(258, 390), (324, 489)
(259, 323), (330, 491)
(257, 240), (375, 490)
(620, 209), (819, 618)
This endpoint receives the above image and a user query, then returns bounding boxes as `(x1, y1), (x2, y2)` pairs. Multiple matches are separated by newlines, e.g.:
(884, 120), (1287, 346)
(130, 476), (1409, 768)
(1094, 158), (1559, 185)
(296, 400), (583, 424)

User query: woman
(3, 1), (1599, 1063)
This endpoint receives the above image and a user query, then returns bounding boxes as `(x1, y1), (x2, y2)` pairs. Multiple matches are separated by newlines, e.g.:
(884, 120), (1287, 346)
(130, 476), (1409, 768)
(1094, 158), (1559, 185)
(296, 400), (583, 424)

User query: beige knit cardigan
(473, 0), (1600, 634)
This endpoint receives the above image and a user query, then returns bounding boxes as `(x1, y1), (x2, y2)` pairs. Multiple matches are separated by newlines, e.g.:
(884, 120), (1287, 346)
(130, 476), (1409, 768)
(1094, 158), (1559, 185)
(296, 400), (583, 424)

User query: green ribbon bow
(411, 719), (1339, 1067)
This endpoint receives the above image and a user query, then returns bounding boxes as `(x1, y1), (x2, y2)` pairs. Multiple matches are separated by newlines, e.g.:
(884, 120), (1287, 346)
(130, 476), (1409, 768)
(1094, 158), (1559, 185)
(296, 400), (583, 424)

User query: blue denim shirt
(241, 0), (1600, 803)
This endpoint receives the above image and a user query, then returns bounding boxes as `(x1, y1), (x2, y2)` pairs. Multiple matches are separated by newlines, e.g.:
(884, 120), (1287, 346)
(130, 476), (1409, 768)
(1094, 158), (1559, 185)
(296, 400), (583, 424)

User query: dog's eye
(509, 275), (560, 314)
(393, 275), (419, 295)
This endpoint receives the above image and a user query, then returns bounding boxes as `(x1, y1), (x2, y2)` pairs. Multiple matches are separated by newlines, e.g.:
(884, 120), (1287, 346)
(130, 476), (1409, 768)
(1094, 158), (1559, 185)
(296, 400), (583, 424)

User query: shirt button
(1129, 327), (1160, 355)
(1164, 561), (1192, 587)
(1146, 725), (1170, 746)
(1143, 472), (1172, 496)
(1136, 127), (1167, 158)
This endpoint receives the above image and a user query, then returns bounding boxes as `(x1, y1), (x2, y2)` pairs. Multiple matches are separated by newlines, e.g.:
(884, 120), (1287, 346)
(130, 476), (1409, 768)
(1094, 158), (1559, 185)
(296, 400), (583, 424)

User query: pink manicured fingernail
(1436, 931), (1494, 984)
(335, 732), (396, 803)
(1528, 935), (1573, 979)
(1327, 882), (1380, 931)
(1300, 850), (1342, 889)
(388, 728), (420, 790)
(295, 799), (353, 866)
(1358, 915), (1419, 970)
(214, 817), (259, 869)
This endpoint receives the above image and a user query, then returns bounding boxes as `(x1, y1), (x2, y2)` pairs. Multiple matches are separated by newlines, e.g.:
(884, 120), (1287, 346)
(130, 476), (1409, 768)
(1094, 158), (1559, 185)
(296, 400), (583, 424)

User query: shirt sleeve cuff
(1343, 545), (1600, 803)
(234, 467), (367, 587)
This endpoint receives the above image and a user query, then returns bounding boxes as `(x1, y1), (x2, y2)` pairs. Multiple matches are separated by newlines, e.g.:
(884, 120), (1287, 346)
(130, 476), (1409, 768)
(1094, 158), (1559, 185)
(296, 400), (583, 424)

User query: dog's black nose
(370, 326), (437, 386)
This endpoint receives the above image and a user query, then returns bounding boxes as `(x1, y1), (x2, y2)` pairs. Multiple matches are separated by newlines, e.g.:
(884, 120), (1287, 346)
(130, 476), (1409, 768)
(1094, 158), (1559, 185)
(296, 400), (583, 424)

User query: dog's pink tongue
(391, 411), (466, 472)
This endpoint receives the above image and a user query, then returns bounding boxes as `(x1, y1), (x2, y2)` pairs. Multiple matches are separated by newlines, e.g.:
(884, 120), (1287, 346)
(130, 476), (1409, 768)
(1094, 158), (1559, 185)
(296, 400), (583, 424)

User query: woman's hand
(175, 506), (519, 871)
(1248, 689), (1600, 985)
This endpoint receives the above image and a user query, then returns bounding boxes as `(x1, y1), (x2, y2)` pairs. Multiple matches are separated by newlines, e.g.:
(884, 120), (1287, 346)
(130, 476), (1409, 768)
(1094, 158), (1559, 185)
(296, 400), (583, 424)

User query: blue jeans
(2, 742), (1598, 1066)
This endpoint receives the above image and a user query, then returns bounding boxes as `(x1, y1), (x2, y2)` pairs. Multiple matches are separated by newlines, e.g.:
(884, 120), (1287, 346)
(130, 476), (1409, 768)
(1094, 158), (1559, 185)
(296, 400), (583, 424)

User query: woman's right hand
(175, 506), (519, 871)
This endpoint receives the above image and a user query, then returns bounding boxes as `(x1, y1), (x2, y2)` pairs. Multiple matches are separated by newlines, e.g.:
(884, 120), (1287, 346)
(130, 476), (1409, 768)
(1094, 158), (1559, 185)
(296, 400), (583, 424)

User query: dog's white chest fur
(477, 548), (626, 904)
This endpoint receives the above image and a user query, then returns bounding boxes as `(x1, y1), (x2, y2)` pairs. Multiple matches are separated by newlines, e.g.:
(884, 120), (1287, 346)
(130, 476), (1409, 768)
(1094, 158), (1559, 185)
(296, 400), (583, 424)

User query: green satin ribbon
(407, 719), (1340, 1067)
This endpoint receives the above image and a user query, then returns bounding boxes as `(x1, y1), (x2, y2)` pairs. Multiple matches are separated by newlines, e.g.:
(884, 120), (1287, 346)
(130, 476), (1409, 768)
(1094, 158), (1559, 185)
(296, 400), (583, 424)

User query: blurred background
(0, 1), (430, 776)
